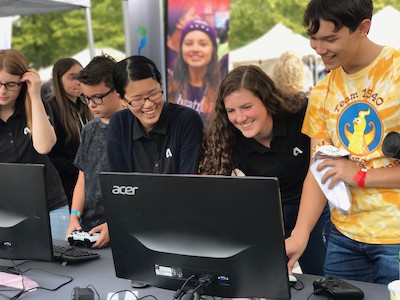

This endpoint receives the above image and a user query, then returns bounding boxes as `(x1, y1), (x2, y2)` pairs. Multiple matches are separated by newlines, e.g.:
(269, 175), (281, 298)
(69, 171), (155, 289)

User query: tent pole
(84, 6), (95, 60)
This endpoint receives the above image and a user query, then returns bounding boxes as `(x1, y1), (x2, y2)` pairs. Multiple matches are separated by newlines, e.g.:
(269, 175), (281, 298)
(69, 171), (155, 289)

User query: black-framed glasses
(79, 89), (114, 105)
(0, 82), (22, 91)
(125, 90), (164, 107)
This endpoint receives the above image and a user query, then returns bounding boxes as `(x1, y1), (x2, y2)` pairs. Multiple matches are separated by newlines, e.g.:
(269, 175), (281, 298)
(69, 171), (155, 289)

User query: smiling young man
(108, 55), (203, 174)
(285, 0), (400, 284)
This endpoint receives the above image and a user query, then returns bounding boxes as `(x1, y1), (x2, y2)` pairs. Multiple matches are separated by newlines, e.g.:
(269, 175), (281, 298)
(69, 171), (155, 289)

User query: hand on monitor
(284, 230), (309, 275)
(89, 222), (110, 249)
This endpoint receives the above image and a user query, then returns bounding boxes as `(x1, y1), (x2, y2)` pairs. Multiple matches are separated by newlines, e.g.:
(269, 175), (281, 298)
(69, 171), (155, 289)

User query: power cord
(173, 274), (196, 300)
(306, 288), (323, 300)
(107, 289), (158, 300)
(7, 260), (73, 299)
(290, 278), (304, 291)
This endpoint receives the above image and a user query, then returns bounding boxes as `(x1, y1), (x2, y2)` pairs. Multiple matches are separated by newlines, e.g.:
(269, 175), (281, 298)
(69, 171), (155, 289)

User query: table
(0, 244), (390, 299)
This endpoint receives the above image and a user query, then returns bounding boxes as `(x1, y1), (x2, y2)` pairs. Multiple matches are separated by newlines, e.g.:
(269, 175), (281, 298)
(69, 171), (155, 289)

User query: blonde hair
(0, 49), (32, 131)
(272, 51), (306, 94)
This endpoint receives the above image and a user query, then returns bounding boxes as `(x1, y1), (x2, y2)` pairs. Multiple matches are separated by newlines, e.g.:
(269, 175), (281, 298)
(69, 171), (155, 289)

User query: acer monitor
(100, 172), (291, 300)
(0, 162), (53, 262)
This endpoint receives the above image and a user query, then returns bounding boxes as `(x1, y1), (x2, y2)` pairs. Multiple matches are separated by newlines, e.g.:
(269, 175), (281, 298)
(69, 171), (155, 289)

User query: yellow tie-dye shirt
(302, 47), (400, 244)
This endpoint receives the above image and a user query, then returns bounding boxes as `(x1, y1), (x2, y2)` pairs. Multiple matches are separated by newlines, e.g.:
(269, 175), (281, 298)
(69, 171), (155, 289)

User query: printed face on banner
(166, 0), (231, 123)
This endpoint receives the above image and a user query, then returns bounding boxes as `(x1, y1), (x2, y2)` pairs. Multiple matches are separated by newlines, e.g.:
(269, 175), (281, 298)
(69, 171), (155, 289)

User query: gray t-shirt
(74, 118), (109, 231)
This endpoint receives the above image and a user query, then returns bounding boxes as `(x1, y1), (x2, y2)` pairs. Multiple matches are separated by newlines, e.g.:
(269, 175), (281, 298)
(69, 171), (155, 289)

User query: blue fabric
(325, 224), (400, 284)
(50, 205), (69, 241)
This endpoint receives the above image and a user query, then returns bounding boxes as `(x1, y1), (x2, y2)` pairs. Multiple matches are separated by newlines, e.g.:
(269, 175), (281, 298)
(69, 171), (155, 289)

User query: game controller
(313, 276), (364, 300)
(67, 230), (100, 248)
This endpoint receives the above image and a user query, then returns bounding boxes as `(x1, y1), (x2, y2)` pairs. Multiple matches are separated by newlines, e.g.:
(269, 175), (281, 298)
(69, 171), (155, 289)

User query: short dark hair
(113, 55), (162, 99)
(304, 0), (373, 34)
(75, 54), (117, 90)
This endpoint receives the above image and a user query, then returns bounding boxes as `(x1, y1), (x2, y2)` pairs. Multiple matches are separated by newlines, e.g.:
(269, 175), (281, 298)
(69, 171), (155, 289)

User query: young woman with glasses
(0, 49), (69, 240)
(108, 55), (204, 174)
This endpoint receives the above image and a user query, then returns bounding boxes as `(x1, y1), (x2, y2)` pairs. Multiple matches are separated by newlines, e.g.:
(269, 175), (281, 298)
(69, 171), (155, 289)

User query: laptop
(100, 172), (291, 299)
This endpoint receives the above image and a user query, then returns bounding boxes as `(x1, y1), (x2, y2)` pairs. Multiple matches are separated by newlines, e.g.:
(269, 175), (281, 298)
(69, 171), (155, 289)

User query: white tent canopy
(369, 6), (400, 49)
(39, 47), (127, 82)
(0, 0), (94, 57)
(229, 23), (315, 68)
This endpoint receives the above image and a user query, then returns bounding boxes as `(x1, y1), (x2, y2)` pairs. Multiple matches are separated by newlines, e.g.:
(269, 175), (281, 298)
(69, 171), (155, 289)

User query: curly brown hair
(198, 65), (308, 175)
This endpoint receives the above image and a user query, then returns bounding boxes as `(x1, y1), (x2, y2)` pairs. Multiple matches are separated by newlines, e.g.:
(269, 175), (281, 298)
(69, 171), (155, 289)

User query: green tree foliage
(11, 0), (400, 68)
(12, 0), (124, 68)
(229, 0), (400, 51)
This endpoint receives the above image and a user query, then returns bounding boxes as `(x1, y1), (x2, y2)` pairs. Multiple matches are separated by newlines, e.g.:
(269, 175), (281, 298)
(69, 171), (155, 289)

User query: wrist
(353, 168), (367, 187)
(70, 209), (81, 220)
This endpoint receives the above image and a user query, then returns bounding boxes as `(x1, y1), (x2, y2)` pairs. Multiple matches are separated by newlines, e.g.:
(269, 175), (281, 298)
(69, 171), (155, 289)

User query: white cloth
(310, 145), (352, 215)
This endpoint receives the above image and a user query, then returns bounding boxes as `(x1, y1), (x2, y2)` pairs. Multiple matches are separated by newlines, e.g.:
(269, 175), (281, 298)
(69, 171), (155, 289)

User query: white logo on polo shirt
(293, 147), (303, 156)
(166, 148), (173, 158)
(23, 127), (30, 135)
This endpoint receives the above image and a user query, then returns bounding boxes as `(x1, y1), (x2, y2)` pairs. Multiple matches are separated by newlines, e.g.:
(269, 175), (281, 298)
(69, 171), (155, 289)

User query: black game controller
(313, 276), (364, 300)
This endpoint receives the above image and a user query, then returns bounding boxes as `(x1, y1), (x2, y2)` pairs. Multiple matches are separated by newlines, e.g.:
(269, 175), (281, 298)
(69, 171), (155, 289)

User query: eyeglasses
(79, 89), (114, 105)
(125, 90), (164, 107)
(0, 82), (22, 91)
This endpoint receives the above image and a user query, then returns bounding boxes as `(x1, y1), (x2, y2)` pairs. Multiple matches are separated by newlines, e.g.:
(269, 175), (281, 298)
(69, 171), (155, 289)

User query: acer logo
(111, 185), (139, 196)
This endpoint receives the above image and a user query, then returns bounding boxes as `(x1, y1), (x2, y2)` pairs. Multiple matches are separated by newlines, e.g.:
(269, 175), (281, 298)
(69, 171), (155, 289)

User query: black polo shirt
(233, 105), (310, 205)
(0, 98), (67, 210)
(108, 102), (203, 174)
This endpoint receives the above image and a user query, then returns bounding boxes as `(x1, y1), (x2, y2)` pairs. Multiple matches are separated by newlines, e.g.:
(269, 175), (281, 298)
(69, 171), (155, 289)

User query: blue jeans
(49, 205), (69, 241)
(283, 202), (330, 275)
(325, 224), (400, 284)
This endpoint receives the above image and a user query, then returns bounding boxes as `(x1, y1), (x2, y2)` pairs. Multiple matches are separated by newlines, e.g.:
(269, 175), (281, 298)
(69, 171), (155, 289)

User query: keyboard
(52, 245), (99, 262)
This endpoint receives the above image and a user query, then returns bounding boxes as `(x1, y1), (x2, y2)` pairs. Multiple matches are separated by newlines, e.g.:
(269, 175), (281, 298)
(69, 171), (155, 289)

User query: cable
(6, 261), (73, 299)
(306, 289), (322, 300)
(86, 284), (100, 300)
(173, 274), (196, 300)
(290, 278), (304, 291)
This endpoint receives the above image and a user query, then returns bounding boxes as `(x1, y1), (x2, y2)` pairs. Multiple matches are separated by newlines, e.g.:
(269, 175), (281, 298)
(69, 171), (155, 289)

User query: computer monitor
(100, 172), (291, 300)
(0, 162), (53, 262)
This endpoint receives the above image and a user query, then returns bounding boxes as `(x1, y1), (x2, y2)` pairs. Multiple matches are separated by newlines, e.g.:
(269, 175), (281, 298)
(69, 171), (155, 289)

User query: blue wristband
(71, 209), (81, 219)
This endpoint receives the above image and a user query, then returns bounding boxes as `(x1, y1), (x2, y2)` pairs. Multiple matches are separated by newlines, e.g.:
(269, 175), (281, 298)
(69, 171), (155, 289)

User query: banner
(123, 0), (166, 91)
(166, 0), (231, 123)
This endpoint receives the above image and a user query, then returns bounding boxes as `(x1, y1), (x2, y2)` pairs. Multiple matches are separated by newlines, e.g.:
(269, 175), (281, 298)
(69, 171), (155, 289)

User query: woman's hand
(20, 69), (42, 101)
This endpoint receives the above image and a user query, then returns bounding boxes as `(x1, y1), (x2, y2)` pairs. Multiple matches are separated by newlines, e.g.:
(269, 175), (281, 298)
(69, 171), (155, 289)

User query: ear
(117, 93), (127, 108)
(359, 19), (371, 37)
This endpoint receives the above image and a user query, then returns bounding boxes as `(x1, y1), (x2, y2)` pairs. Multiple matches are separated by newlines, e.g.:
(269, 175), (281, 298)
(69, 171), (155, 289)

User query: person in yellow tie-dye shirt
(285, 0), (400, 285)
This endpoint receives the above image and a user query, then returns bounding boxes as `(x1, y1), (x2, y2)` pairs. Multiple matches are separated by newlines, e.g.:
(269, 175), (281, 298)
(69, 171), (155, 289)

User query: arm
(318, 157), (400, 189)
(66, 170), (85, 238)
(22, 69), (56, 154)
(285, 138), (328, 274)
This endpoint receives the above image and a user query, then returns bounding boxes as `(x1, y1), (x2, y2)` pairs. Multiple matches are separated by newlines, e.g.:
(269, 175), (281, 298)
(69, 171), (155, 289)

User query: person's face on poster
(182, 30), (213, 68)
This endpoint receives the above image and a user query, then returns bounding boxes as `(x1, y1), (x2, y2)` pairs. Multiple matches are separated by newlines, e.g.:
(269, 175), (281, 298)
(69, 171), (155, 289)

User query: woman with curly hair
(199, 65), (329, 276)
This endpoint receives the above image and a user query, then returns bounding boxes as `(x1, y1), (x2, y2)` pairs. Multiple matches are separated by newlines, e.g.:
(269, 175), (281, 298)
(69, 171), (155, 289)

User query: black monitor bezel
(0, 163), (53, 262)
(101, 172), (291, 300)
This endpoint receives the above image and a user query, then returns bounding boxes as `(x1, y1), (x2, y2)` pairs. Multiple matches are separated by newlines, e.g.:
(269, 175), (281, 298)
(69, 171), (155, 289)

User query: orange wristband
(353, 168), (367, 188)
